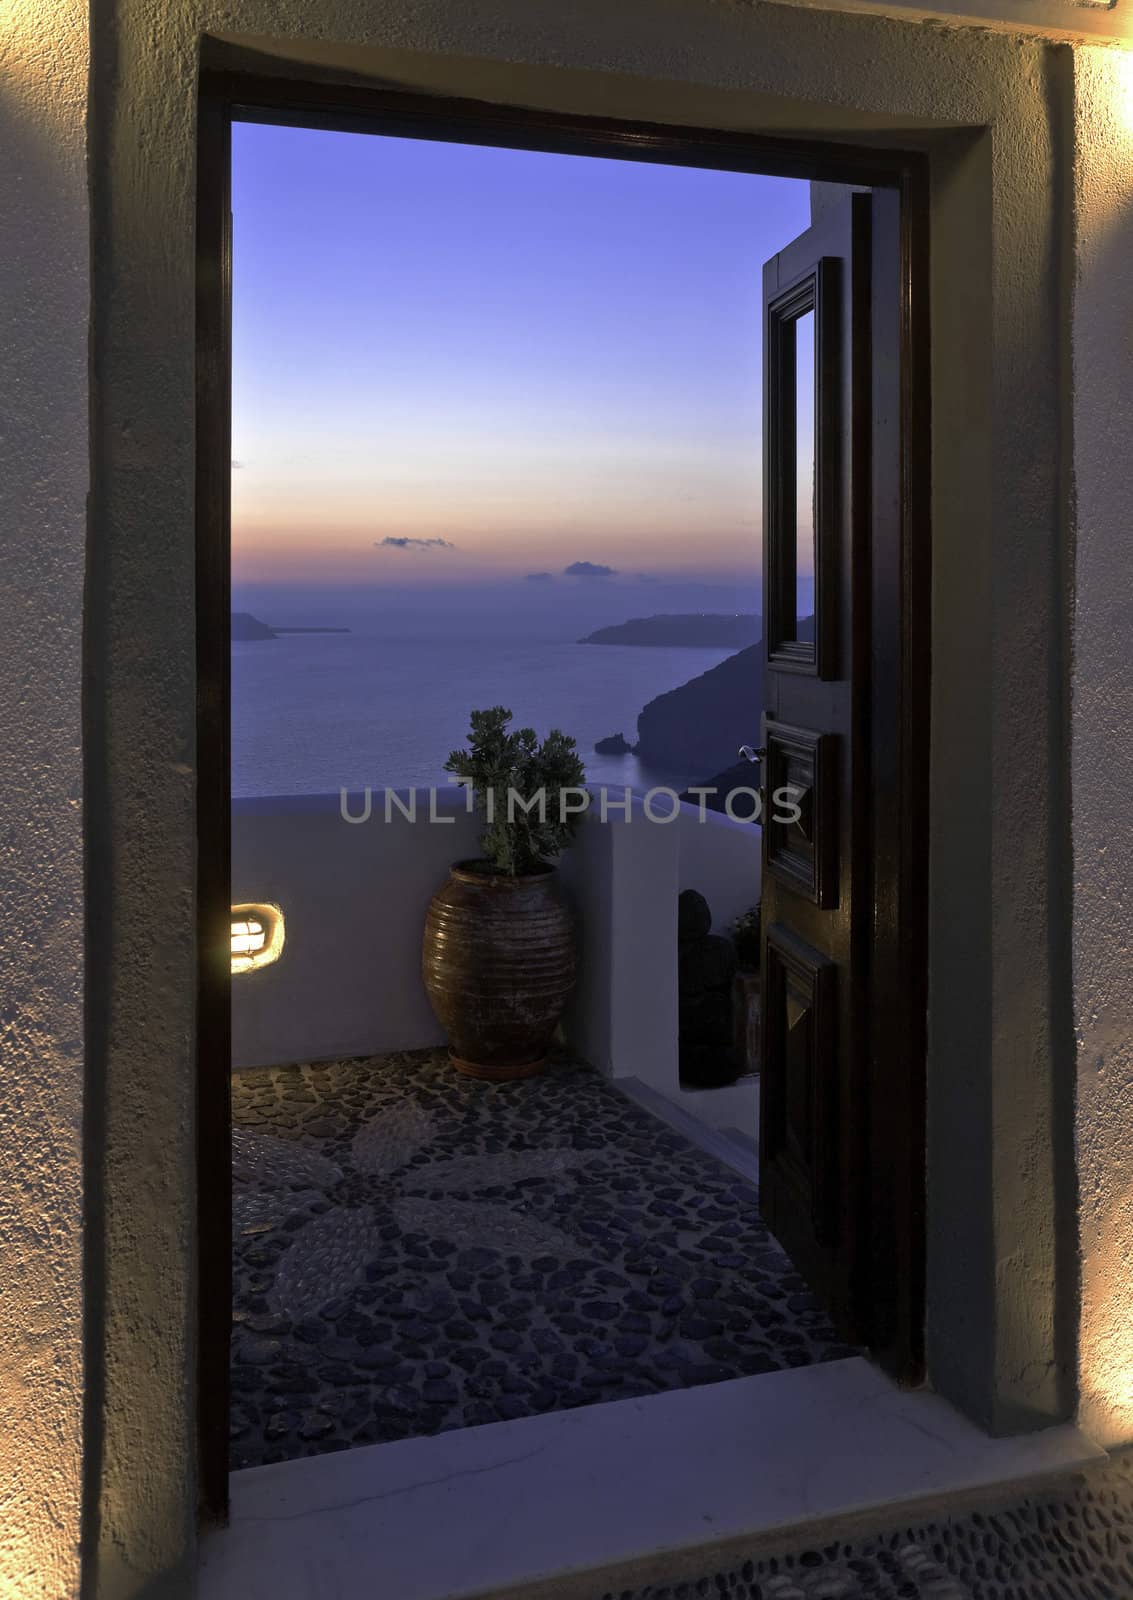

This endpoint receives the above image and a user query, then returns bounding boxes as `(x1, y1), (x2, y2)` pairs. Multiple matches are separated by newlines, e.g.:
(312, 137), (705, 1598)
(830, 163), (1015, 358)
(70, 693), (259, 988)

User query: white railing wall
(231, 787), (760, 1103)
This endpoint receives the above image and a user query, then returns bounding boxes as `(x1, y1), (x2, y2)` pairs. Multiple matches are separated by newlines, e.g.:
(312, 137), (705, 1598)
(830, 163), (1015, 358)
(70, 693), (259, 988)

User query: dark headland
(595, 616), (816, 810)
(232, 611), (349, 640)
(580, 613), (760, 648)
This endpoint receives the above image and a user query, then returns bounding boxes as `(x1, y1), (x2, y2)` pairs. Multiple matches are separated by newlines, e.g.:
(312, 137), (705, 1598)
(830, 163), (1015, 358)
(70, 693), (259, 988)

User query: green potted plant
(422, 707), (587, 1079)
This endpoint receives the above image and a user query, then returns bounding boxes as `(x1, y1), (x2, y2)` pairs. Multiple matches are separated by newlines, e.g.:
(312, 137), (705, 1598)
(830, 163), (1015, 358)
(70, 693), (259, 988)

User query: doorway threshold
(198, 1357), (1101, 1600)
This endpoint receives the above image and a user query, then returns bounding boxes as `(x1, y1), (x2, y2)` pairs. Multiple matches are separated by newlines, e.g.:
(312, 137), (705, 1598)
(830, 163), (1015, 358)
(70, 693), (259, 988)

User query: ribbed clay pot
(422, 860), (576, 1080)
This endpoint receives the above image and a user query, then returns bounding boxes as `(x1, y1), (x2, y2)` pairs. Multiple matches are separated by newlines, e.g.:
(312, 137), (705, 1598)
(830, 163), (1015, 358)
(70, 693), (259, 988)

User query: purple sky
(231, 120), (813, 600)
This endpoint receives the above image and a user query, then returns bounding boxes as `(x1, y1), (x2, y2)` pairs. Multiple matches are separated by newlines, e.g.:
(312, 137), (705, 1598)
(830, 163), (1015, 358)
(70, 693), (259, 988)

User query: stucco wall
(773, 0), (1133, 46)
(80, 0), (1097, 1588)
(231, 792), (757, 1109)
(0, 3), (89, 1597)
(231, 791), (480, 1067)
(1072, 44), (1133, 1449)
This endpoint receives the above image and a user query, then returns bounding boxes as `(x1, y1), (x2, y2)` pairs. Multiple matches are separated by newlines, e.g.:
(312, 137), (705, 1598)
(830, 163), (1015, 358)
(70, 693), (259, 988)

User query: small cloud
(231, 459), (244, 469)
(564, 561), (618, 579)
(524, 572), (555, 583)
(377, 537), (456, 551)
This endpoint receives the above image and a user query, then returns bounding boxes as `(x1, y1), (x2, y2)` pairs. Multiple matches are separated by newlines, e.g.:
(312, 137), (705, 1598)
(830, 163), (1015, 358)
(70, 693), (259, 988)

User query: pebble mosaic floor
(230, 1049), (857, 1470)
(600, 1448), (1133, 1600)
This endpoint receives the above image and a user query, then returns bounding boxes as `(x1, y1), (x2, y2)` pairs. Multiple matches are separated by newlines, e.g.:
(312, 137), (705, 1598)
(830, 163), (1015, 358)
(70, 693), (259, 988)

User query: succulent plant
(445, 706), (587, 876)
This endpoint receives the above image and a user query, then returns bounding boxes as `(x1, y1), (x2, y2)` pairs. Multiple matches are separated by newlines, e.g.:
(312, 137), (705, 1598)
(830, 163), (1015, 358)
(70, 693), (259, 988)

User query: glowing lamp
(231, 902), (285, 974)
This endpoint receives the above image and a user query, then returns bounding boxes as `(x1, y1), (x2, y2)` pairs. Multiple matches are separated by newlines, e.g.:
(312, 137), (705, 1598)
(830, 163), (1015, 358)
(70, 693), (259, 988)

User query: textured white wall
(0, 3), (88, 1597)
(231, 790), (480, 1067)
(1072, 44), (1133, 1448)
(8, 0), (1133, 1587)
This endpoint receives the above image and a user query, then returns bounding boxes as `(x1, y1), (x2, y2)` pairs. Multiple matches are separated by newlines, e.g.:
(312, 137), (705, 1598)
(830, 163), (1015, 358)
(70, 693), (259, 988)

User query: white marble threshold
(198, 1356), (1103, 1600)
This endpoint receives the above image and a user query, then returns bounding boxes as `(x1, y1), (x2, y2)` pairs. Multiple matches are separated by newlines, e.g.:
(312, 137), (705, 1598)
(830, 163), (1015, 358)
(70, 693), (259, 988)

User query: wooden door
(757, 192), (876, 1344)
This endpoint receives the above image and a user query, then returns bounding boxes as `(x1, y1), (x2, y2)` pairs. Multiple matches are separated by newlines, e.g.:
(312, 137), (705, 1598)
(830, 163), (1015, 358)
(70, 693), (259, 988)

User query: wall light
(231, 903), (285, 974)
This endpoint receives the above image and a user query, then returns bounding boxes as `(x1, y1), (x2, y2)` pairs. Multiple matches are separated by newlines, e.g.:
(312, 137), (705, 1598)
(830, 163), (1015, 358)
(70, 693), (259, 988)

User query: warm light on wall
(1117, 47), (1133, 137)
(231, 903), (285, 973)
(0, 0), (82, 76)
(1078, 1173), (1133, 1446)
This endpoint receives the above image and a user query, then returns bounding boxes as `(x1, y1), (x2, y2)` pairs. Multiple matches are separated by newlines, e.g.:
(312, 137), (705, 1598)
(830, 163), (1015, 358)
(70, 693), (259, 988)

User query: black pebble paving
(231, 1049), (857, 1470)
(597, 1449), (1133, 1599)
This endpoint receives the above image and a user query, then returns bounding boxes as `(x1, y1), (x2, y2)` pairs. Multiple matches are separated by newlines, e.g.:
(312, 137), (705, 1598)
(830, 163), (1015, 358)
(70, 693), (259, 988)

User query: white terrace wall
(231, 790), (760, 1111)
(232, 791), (481, 1067)
(0, 5), (89, 1598)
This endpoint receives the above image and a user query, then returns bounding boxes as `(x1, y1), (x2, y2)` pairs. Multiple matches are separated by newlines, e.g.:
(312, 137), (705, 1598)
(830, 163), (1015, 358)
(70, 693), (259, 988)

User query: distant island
(232, 612), (276, 640)
(579, 613), (760, 648)
(232, 611), (349, 641)
(594, 732), (636, 755)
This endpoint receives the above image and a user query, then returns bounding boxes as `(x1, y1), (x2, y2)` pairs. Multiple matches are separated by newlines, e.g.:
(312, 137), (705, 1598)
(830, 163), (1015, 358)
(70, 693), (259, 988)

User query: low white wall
(677, 802), (762, 937)
(232, 788), (479, 1066)
(232, 790), (761, 1105)
(559, 795), (682, 1092)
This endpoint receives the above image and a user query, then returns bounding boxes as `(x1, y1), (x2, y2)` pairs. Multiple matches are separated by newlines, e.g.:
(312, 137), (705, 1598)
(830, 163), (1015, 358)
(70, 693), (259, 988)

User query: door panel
(762, 924), (838, 1247)
(763, 720), (838, 907)
(759, 193), (872, 1342)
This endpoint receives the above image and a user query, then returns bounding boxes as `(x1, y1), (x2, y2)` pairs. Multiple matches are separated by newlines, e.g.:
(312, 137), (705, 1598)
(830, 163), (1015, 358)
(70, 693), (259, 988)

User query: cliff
(635, 645), (762, 773)
(635, 616), (815, 777)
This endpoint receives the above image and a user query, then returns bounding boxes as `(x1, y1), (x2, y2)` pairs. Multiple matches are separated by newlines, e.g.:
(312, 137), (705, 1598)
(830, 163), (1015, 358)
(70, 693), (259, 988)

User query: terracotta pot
(422, 860), (576, 1080)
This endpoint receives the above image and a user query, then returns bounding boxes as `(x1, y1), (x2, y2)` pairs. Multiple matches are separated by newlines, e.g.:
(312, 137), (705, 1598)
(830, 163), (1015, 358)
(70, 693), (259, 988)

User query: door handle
(738, 747), (768, 828)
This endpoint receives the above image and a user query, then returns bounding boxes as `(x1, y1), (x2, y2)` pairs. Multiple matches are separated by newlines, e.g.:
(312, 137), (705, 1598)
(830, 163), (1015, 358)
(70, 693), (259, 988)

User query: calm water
(231, 625), (735, 799)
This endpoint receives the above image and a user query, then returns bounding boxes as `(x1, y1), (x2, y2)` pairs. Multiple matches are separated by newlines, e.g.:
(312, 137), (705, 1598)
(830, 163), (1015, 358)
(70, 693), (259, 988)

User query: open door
(757, 190), (908, 1358)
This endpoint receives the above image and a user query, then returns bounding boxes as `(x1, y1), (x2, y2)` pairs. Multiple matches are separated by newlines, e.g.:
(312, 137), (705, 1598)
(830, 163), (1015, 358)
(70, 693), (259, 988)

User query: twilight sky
(231, 121), (813, 596)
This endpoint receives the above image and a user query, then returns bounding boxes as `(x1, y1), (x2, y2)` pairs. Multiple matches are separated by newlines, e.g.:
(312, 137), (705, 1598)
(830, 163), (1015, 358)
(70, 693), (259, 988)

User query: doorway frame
(195, 69), (930, 1521)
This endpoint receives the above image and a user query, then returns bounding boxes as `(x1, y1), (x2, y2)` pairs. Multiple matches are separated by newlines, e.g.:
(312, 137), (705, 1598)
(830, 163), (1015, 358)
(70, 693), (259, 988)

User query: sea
(231, 620), (737, 800)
